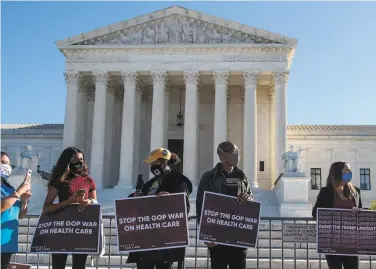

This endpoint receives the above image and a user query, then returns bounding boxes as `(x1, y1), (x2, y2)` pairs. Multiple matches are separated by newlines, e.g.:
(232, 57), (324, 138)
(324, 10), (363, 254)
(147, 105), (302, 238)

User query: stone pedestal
(98, 186), (134, 214)
(273, 173), (312, 217)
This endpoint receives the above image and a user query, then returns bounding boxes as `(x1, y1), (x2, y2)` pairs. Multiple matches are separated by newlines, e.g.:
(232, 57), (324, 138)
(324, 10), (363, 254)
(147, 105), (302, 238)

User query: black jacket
(126, 170), (193, 263)
(312, 185), (362, 219)
(196, 163), (252, 224)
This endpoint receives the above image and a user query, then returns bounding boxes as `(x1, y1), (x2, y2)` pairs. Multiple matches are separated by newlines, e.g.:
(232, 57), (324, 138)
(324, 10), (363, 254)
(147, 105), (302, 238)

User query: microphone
(136, 174), (144, 194)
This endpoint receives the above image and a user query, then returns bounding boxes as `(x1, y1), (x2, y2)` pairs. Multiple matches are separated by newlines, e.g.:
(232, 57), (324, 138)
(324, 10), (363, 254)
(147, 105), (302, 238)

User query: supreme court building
(58, 6), (295, 191)
(2, 6), (376, 212)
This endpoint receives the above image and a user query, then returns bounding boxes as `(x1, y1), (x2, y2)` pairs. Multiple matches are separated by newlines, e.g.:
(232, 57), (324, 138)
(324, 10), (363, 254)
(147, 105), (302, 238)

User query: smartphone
(75, 189), (85, 197)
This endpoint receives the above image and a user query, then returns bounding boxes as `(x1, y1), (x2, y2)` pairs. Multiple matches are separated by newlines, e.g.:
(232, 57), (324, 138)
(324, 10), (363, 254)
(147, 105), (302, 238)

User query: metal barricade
(17, 215), (374, 269)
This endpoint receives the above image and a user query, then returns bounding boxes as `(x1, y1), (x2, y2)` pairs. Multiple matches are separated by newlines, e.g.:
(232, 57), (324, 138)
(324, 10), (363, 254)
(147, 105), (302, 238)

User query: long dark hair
(326, 161), (356, 198)
(1, 151), (9, 159)
(48, 147), (88, 188)
(167, 152), (181, 166)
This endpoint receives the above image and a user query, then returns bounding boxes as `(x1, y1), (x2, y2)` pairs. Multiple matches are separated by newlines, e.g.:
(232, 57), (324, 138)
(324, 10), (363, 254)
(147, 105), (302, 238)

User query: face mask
(69, 162), (83, 173)
(342, 172), (352, 183)
(1, 163), (12, 180)
(150, 164), (164, 176)
(218, 148), (240, 167)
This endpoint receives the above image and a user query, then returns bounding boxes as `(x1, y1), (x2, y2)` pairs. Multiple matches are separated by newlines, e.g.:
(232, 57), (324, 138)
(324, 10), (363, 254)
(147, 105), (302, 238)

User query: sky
(1, 1), (376, 125)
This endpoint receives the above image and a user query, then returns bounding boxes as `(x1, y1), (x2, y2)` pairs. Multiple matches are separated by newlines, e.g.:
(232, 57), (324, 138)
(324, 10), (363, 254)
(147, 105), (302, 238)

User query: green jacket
(196, 163), (252, 224)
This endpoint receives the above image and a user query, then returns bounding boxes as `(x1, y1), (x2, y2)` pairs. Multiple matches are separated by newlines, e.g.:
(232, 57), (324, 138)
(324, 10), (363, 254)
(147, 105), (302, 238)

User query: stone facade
(2, 125), (376, 208)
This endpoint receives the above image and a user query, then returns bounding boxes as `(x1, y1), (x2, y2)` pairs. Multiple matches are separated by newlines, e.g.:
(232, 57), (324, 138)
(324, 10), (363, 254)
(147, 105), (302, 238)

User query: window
(311, 168), (322, 190)
(360, 168), (371, 190)
(260, 161), (265, 172)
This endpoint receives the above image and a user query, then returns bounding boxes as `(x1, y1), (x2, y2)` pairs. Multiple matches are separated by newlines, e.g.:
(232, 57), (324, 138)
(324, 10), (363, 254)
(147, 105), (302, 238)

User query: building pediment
(56, 6), (297, 48)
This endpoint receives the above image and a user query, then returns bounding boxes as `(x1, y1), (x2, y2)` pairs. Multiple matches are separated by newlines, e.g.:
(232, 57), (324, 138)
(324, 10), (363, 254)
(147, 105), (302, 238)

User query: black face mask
(150, 165), (164, 176)
(69, 162), (83, 174)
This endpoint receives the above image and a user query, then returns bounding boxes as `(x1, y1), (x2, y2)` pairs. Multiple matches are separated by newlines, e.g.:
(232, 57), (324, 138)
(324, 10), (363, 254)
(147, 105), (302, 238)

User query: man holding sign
(196, 141), (253, 269)
(125, 148), (193, 269)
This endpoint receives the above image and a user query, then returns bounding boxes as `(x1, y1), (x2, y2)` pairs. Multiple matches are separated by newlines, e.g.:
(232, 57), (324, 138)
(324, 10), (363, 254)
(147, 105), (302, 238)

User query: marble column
(273, 71), (289, 176)
(90, 71), (109, 190)
(183, 71), (200, 185)
(163, 83), (171, 148)
(63, 70), (80, 148)
(118, 71), (138, 187)
(85, 90), (95, 168)
(213, 71), (229, 165)
(104, 80), (116, 188)
(133, 82), (143, 182)
(268, 83), (276, 189)
(243, 70), (259, 187)
(112, 89), (123, 187)
(139, 89), (152, 179)
(150, 71), (167, 152)
(76, 80), (89, 152)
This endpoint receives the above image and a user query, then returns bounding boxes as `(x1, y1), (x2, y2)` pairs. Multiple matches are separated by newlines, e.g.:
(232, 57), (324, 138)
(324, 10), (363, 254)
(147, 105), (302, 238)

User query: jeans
(1, 253), (13, 269)
(325, 255), (359, 269)
(208, 245), (247, 269)
(51, 254), (88, 269)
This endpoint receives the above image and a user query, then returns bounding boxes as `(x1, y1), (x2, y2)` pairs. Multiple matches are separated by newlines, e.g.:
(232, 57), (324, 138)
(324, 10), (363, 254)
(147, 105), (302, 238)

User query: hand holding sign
(351, 207), (360, 215)
(204, 242), (217, 247)
(237, 193), (252, 204)
(78, 199), (91, 212)
(156, 191), (169, 198)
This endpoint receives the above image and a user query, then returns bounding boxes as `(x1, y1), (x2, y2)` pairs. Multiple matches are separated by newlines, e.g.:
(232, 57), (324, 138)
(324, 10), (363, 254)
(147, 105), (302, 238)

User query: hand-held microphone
(136, 174), (144, 194)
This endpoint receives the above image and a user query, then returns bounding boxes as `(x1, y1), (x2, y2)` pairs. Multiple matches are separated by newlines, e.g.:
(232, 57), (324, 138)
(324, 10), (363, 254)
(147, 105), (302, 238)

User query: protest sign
(317, 208), (376, 255)
(198, 191), (261, 248)
(31, 204), (101, 254)
(282, 224), (316, 243)
(114, 193), (189, 252)
(8, 263), (32, 269)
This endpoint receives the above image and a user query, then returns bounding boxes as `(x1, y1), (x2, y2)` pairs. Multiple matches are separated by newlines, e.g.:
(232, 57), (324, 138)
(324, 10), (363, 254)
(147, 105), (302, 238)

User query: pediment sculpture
(75, 15), (281, 46)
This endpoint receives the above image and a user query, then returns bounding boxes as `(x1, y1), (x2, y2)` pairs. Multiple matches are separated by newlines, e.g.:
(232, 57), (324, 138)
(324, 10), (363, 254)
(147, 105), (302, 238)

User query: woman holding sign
(127, 148), (193, 269)
(1, 152), (32, 269)
(312, 161), (362, 269)
(43, 147), (98, 269)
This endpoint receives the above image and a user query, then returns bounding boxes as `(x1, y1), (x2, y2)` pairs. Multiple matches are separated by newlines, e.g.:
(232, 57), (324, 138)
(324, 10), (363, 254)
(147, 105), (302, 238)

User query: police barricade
(15, 214), (376, 269)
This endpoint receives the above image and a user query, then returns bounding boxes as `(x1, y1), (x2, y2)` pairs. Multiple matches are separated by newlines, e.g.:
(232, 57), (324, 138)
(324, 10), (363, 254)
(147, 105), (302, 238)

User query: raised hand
(21, 190), (32, 202)
(16, 173), (31, 196)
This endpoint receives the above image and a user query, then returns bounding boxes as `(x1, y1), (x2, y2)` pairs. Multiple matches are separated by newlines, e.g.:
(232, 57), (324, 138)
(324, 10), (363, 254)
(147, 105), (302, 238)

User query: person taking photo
(312, 161), (362, 269)
(1, 151), (32, 269)
(196, 141), (253, 269)
(126, 148), (192, 269)
(42, 147), (98, 269)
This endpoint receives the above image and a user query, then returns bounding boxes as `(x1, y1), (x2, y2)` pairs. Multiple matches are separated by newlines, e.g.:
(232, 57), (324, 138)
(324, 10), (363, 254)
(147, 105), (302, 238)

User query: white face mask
(0, 163), (12, 180)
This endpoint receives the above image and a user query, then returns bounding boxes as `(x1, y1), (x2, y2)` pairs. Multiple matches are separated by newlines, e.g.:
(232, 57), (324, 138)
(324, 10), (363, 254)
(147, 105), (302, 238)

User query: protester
(126, 148), (193, 269)
(312, 161), (362, 269)
(196, 141), (253, 269)
(43, 147), (98, 269)
(1, 151), (32, 269)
